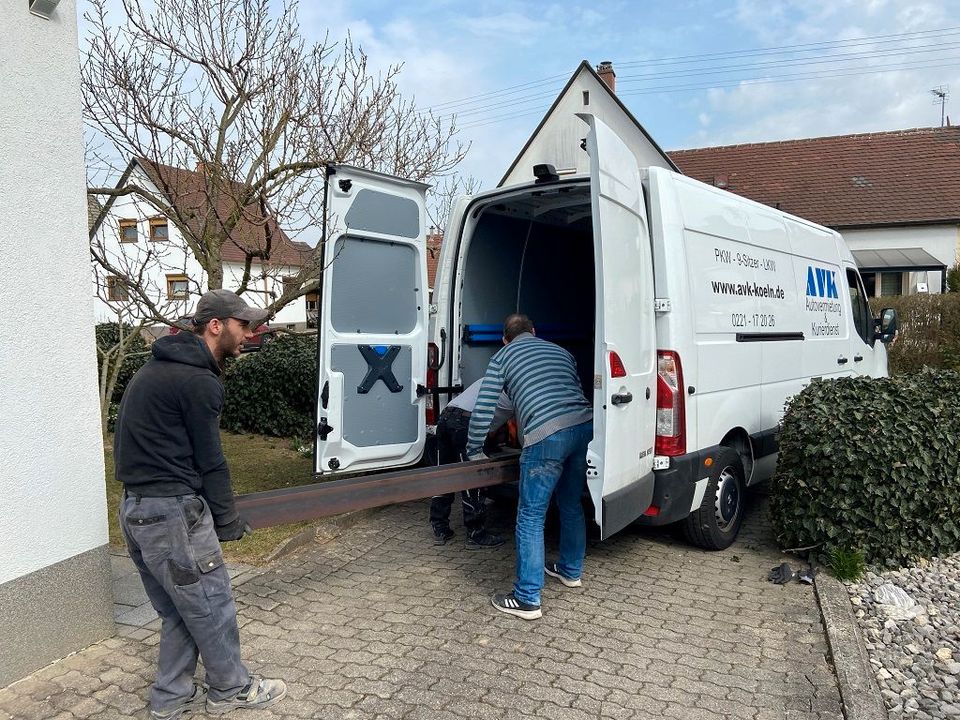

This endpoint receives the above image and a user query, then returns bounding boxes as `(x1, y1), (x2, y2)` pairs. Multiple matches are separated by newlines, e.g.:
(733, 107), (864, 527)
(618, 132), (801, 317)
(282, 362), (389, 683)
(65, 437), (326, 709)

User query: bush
(769, 370), (960, 568)
(221, 334), (317, 438)
(947, 264), (960, 293)
(95, 323), (151, 402)
(869, 294), (960, 375)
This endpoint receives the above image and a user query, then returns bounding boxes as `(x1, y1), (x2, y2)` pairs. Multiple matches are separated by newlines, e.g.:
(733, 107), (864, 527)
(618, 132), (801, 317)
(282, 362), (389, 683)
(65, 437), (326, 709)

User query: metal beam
(235, 457), (520, 529)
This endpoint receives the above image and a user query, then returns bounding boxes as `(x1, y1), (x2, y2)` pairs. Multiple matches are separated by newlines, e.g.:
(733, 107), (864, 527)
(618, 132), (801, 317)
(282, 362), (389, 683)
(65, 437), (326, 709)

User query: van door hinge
(654, 298), (671, 313)
(428, 304), (439, 315)
(653, 456), (671, 470)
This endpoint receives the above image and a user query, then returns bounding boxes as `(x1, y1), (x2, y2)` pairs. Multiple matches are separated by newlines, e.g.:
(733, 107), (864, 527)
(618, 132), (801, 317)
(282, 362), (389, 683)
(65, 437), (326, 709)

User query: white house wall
(0, 0), (114, 686)
(841, 224), (958, 293)
(94, 173), (309, 327)
(501, 70), (674, 187)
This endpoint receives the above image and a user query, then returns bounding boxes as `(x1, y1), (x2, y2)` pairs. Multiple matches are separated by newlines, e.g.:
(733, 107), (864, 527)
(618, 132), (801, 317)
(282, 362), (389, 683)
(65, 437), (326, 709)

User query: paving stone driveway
(0, 491), (843, 720)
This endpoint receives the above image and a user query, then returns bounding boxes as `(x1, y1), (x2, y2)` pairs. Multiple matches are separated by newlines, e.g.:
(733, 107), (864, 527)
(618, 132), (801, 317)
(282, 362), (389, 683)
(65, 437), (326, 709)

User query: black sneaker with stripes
(491, 592), (542, 620)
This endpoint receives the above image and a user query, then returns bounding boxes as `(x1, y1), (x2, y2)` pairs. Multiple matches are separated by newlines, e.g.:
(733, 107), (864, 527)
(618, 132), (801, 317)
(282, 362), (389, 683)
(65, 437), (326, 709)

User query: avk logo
(806, 266), (839, 299)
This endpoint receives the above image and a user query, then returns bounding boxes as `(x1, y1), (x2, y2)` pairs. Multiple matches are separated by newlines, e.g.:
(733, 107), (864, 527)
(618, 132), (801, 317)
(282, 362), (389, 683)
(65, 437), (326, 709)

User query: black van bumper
(633, 447), (719, 527)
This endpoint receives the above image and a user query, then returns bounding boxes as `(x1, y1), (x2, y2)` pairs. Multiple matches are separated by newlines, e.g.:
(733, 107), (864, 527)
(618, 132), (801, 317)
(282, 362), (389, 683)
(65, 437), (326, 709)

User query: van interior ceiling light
(29, 0), (60, 18)
(533, 164), (560, 184)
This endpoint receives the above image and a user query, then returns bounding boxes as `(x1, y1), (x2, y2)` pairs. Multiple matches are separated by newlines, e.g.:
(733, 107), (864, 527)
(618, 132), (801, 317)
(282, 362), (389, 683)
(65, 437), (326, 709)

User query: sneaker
(544, 562), (582, 588)
(206, 676), (287, 715)
(433, 526), (455, 545)
(466, 530), (505, 549)
(491, 592), (542, 620)
(150, 684), (207, 719)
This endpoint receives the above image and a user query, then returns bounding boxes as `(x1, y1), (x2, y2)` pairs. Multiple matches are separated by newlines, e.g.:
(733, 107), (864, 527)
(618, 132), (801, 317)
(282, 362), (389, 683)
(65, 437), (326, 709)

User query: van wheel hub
(714, 467), (741, 532)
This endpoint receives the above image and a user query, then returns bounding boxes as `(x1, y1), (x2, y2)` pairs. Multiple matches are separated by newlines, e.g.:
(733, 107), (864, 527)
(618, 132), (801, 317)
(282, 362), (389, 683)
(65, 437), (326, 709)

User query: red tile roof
(136, 159), (313, 267)
(669, 127), (960, 228)
(427, 232), (442, 288)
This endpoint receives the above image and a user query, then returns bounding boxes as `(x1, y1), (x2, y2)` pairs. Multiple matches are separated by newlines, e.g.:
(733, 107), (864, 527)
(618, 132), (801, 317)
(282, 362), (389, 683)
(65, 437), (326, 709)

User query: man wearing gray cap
(114, 289), (286, 718)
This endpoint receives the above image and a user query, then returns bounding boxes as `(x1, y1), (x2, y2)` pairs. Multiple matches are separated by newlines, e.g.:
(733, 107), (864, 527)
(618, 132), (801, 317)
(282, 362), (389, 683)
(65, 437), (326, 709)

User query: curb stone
(815, 573), (887, 720)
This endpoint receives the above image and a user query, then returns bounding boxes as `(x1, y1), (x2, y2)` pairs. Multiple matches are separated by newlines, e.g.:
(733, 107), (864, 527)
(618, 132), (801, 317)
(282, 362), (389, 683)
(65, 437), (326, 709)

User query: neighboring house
(90, 158), (317, 329)
(500, 60), (677, 187)
(670, 127), (960, 295)
(1, 0), (113, 686)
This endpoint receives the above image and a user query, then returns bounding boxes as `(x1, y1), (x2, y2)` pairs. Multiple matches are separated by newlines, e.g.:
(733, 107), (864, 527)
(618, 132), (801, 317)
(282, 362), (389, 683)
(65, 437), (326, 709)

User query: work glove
(767, 562), (797, 585)
(216, 515), (253, 542)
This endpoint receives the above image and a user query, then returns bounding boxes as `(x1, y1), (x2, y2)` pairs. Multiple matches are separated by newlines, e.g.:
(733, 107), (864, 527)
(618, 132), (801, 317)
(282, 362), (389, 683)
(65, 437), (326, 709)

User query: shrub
(948, 264), (960, 293)
(869, 293), (960, 375)
(769, 370), (960, 568)
(221, 334), (317, 438)
(95, 322), (151, 402)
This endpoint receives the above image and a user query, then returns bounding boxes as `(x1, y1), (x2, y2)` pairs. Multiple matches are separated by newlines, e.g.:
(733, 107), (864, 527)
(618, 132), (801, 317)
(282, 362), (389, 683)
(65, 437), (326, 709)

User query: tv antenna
(931, 86), (949, 127)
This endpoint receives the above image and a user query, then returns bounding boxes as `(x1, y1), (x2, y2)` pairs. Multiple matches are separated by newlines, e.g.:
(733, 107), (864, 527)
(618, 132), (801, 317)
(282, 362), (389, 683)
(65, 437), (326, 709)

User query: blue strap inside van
(463, 323), (586, 344)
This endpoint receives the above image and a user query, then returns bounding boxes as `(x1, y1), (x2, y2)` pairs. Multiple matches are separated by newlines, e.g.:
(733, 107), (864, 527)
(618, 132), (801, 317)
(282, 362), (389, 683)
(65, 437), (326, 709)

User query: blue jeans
(514, 421), (593, 605)
(120, 493), (249, 712)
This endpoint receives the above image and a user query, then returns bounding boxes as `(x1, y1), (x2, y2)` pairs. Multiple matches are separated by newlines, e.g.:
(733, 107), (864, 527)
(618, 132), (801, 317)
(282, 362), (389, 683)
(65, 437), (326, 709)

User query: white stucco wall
(841, 224), (958, 294)
(500, 68), (674, 187)
(0, 0), (108, 584)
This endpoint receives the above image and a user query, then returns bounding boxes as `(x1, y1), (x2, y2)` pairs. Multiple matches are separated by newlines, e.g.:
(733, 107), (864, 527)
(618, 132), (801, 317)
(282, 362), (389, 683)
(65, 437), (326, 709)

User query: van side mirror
(874, 307), (898, 344)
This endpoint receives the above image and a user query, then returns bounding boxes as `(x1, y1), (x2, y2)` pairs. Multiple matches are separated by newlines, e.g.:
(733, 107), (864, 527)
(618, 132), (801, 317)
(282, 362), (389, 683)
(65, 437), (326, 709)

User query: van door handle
(837, 356), (848, 365)
(611, 392), (633, 406)
(854, 355), (863, 362)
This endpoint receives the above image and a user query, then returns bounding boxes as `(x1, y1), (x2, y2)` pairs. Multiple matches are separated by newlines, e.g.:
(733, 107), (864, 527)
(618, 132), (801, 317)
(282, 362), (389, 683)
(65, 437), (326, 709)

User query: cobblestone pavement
(0, 490), (842, 720)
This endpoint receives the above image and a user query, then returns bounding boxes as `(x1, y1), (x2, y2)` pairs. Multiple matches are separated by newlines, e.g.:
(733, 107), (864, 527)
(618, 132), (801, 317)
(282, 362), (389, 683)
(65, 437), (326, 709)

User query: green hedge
(221, 335), (317, 439)
(870, 294), (960, 375)
(769, 370), (960, 567)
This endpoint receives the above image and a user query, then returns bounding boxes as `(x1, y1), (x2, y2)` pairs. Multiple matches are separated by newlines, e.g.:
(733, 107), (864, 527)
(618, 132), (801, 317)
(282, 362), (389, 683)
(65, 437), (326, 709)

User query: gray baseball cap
(193, 289), (269, 325)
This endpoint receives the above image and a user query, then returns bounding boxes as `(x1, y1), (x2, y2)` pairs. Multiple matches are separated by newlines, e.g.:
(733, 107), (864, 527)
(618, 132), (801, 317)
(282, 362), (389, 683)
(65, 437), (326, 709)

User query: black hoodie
(114, 332), (238, 525)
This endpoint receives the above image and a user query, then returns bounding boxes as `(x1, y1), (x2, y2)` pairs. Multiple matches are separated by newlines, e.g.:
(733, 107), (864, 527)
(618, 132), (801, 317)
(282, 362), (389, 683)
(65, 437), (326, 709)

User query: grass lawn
(104, 432), (318, 565)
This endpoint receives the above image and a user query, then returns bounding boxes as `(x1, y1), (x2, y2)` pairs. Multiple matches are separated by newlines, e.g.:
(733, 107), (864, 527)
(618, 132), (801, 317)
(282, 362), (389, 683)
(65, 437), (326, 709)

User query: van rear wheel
(682, 447), (745, 550)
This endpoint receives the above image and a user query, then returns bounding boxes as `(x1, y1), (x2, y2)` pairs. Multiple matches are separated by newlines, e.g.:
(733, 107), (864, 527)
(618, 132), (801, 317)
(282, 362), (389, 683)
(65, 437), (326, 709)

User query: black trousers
(429, 407), (486, 533)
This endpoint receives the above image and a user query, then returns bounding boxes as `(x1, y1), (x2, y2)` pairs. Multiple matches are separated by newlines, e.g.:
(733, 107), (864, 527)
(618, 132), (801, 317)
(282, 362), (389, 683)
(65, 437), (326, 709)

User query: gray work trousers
(119, 493), (249, 712)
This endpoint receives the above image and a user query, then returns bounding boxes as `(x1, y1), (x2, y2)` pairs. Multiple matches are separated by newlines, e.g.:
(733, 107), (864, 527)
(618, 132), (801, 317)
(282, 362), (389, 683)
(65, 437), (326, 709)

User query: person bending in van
(114, 289), (286, 718)
(430, 378), (513, 548)
(466, 313), (593, 620)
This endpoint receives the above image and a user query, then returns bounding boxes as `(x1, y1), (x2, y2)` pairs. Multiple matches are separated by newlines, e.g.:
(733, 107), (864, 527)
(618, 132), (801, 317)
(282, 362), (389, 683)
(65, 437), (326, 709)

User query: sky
(294, 0), (960, 189)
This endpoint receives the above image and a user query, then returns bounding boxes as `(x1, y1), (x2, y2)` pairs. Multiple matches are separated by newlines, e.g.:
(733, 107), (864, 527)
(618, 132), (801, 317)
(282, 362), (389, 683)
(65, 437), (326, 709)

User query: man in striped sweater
(466, 314), (593, 620)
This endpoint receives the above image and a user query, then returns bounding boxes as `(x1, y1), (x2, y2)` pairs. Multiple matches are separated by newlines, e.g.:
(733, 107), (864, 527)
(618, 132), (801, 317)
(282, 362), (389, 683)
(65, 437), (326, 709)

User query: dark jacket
(114, 333), (237, 525)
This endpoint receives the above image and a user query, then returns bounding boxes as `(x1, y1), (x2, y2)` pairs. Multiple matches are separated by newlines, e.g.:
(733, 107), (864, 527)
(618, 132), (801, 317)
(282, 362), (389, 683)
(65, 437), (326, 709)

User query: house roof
(91, 158), (313, 268)
(669, 126), (960, 229)
(426, 232), (442, 288)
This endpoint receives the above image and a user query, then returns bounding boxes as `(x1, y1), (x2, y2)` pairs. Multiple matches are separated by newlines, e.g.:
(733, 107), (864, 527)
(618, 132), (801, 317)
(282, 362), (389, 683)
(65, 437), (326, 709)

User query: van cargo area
(455, 182), (596, 400)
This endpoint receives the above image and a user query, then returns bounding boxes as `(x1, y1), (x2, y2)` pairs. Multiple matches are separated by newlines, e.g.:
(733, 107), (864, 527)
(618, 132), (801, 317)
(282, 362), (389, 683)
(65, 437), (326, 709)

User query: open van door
(314, 165), (430, 475)
(579, 114), (659, 539)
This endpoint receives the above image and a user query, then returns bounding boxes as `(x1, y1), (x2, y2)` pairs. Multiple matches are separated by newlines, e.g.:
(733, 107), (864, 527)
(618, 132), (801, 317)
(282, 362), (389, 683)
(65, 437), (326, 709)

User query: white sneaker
(545, 562), (582, 588)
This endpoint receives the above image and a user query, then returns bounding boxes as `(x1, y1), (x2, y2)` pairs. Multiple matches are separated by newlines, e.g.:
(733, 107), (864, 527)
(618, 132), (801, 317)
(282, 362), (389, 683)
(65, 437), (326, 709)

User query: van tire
(682, 447), (745, 550)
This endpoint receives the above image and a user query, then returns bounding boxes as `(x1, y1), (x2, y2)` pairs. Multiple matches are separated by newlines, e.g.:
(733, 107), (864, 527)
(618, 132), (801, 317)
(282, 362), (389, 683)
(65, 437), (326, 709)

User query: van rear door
(579, 114), (659, 539)
(314, 165), (430, 475)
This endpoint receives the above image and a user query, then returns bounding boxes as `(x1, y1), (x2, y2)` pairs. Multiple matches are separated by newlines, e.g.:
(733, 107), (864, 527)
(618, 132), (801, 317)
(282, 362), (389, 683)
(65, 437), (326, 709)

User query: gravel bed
(848, 554), (960, 720)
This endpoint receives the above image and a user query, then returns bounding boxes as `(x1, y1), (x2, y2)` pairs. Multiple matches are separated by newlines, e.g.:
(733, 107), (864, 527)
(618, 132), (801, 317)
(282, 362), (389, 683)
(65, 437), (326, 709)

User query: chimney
(596, 61), (616, 93)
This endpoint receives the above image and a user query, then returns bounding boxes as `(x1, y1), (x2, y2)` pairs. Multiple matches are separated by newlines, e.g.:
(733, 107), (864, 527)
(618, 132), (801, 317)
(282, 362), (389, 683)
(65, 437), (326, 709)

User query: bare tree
(84, 0), (468, 316)
(427, 173), (482, 235)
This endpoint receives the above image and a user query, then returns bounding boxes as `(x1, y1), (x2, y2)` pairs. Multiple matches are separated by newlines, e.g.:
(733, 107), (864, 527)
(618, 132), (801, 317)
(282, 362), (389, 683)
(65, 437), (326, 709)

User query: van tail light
(609, 351), (627, 378)
(655, 350), (686, 456)
(425, 343), (439, 425)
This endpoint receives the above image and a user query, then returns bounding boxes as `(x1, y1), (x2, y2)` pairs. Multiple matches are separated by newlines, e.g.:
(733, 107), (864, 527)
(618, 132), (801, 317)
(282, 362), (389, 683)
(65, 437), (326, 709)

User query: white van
(313, 114), (897, 549)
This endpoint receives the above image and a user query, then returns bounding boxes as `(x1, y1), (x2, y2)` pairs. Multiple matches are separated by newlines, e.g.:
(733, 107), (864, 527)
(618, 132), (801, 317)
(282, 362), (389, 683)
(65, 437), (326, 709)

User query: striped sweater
(465, 333), (592, 458)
